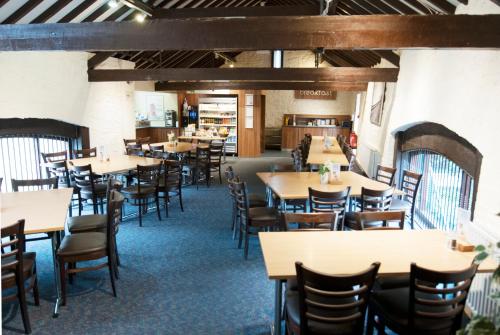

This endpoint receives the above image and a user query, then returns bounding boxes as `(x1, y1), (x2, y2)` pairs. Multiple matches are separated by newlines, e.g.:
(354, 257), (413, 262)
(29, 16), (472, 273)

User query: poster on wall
(146, 95), (164, 120)
(294, 90), (337, 100)
(370, 83), (386, 126)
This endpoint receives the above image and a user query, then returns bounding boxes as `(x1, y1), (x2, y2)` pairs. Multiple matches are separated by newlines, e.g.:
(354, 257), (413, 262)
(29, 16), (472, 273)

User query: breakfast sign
(294, 90), (337, 100)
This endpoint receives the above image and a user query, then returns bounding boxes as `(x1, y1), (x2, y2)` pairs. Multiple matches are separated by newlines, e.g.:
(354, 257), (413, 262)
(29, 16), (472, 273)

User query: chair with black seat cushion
(191, 146), (210, 188)
(355, 210), (406, 230)
(122, 163), (162, 227)
(344, 187), (394, 230)
(225, 166), (266, 207)
(367, 262), (478, 335)
(208, 142), (224, 185)
(374, 164), (397, 186)
(2, 219), (40, 334)
(126, 144), (145, 156)
(159, 160), (184, 217)
(280, 212), (338, 231)
(286, 261), (380, 335)
(271, 164), (306, 212)
(72, 147), (97, 159)
(291, 148), (304, 172)
(309, 187), (351, 230)
(390, 170), (422, 229)
(45, 160), (82, 216)
(57, 190), (124, 306)
(233, 180), (280, 260)
(72, 164), (108, 214)
(148, 144), (165, 158)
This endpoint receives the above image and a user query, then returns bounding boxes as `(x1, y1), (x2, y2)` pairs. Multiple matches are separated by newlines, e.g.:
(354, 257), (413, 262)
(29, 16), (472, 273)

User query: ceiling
(0, 0), (464, 70)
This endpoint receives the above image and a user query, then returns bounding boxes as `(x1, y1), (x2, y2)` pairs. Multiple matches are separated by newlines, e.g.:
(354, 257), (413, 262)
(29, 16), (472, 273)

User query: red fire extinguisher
(349, 132), (358, 149)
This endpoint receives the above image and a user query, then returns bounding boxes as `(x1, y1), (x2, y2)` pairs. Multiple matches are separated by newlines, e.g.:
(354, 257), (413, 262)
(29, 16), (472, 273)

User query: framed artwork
(370, 82), (386, 126)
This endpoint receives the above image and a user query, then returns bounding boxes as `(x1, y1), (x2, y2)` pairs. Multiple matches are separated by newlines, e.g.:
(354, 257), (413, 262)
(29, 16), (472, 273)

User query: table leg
(273, 279), (284, 335)
(50, 231), (62, 317)
(222, 139), (227, 164)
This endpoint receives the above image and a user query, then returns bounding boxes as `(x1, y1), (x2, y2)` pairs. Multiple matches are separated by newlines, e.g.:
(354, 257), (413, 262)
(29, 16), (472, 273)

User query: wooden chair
(126, 144), (144, 156)
(2, 219), (40, 334)
(41, 150), (67, 164)
(374, 164), (397, 186)
(355, 210), (406, 230)
(57, 190), (124, 306)
(158, 160), (184, 217)
(233, 180), (280, 260)
(72, 164), (108, 214)
(291, 148), (304, 172)
(123, 138), (137, 147)
(45, 160), (82, 216)
(11, 177), (58, 192)
(122, 163), (162, 227)
(72, 147), (97, 159)
(345, 187), (394, 230)
(148, 144), (165, 156)
(390, 170), (423, 229)
(208, 142), (224, 185)
(367, 262), (478, 335)
(308, 187), (351, 230)
(286, 261), (380, 335)
(280, 212), (338, 231)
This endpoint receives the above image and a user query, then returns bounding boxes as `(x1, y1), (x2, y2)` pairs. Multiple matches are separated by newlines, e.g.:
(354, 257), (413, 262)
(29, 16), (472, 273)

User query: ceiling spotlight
(135, 13), (146, 23)
(108, 0), (119, 8)
(229, 63), (234, 68)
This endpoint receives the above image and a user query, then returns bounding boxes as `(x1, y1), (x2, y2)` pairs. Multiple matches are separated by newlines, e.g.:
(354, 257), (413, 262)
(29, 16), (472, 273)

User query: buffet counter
(136, 127), (180, 143)
(281, 125), (350, 150)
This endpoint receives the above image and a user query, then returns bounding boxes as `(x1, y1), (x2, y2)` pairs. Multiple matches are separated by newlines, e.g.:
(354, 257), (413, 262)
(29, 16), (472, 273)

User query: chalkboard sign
(294, 90), (337, 100)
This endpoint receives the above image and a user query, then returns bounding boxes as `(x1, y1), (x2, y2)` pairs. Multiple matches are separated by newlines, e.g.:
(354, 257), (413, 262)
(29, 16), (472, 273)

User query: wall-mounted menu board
(294, 90), (337, 100)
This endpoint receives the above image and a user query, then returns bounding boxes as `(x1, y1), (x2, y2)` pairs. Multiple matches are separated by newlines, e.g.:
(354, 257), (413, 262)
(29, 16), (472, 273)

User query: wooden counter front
(136, 127), (180, 143)
(281, 126), (350, 150)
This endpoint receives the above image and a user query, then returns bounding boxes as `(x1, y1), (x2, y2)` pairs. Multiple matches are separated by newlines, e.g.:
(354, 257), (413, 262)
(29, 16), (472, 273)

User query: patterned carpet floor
(2, 153), (293, 335)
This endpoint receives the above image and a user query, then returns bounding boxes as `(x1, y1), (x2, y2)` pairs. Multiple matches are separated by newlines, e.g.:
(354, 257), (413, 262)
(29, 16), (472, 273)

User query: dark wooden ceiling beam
(31, 0), (73, 24)
(425, 0), (456, 14)
(153, 4), (319, 17)
(2, 0), (43, 24)
(373, 50), (400, 66)
(88, 52), (115, 69)
(88, 67), (399, 82)
(58, 0), (98, 23)
(155, 81), (368, 91)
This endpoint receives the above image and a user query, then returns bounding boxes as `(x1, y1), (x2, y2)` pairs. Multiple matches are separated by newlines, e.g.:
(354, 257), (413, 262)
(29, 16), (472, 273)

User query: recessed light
(108, 0), (119, 8)
(229, 64), (234, 68)
(135, 13), (146, 23)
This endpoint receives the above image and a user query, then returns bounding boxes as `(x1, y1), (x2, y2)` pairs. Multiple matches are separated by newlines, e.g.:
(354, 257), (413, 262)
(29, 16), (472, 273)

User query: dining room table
(178, 135), (228, 162)
(259, 229), (498, 335)
(306, 136), (349, 166)
(68, 154), (162, 175)
(141, 141), (208, 154)
(0, 188), (73, 317)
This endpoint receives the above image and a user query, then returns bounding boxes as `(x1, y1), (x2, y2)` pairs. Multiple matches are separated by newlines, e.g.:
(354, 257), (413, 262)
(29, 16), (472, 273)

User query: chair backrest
(126, 144), (144, 156)
(291, 149), (303, 172)
(401, 170), (423, 206)
(149, 144), (165, 153)
(163, 160), (182, 190)
(105, 176), (122, 203)
(72, 164), (97, 194)
(11, 177), (59, 192)
(106, 190), (125, 253)
(196, 146), (210, 164)
(408, 262), (478, 334)
(72, 147), (97, 159)
(308, 187), (351, 230)
(270, 163), (296, 173)
(295, 261), (381, 335)
(360, 187), (394, 212)
(41, 151), (67, 163)
(355, 210), (406, 230)
(375, 165), (397, 186)
(281, 212), (338, 231)
(232, 180), (249, 219)
(123, 138), (137, 146)
(1, 219), (26, 293)
(45, 160), (71, 187)
(209, 142), (223, 164)
(199, 139), (213, 145)
(137, 137), (151, 145)
(224, 166), (235, 182)
(136, 163), (162, 193)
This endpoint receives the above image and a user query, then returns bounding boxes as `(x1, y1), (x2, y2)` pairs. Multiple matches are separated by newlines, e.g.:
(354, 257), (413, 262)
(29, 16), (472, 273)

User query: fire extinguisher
(349, 132), (358, 149)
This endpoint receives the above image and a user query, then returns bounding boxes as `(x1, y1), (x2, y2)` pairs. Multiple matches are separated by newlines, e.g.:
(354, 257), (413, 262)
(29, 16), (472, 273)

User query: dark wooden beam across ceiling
(1, 15), (499, 52)
(155, 81), (368, 91)
(87, 67), (399, 82)
(153, 4), (320, 18)
(88, 52), (115, 69)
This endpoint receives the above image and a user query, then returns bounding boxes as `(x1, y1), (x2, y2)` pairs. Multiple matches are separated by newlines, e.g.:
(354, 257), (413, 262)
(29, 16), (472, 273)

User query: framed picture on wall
(370, 82), (386, 126)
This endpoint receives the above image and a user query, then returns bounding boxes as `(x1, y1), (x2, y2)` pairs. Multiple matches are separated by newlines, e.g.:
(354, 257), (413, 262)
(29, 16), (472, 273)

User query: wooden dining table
(259, 229), (498, 335)
(141, 141), (207, 154)
(306, 136), (349, 166)
(68, 154), (162, 175)
(0, 188), (73, 317)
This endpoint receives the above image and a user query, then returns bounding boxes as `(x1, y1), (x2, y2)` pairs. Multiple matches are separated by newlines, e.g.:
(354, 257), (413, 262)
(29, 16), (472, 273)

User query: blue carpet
(2, 156), (294, 335)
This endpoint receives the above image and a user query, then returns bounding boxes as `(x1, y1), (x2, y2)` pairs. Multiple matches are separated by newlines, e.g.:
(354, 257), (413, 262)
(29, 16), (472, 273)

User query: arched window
(394, 122), (482, 230)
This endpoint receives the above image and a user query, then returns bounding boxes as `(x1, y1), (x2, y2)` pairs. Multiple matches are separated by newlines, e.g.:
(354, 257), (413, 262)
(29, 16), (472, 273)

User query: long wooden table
(68, 155), (162, 175)
(259, 229), (498, 334)
(1, 188), (73, 317)
(306, 136), (349, 166)
(257, 171), (403, 205)
(141, 141), (203, 154)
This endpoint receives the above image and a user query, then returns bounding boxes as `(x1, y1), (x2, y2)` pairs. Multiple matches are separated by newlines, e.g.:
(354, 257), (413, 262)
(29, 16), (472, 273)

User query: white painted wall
(223, 51), (357, 127)
(0, 51), (136, 155)
(357, 0), (500, 232)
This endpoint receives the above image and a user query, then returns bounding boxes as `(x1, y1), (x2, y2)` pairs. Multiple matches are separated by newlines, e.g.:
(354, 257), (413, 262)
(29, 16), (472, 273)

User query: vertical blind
(0, 135), (76, 192)
(401, 150), (474, 231)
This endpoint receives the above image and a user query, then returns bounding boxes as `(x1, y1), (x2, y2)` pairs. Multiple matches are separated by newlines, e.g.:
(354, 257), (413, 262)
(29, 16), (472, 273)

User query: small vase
(320, 173), (329, 185)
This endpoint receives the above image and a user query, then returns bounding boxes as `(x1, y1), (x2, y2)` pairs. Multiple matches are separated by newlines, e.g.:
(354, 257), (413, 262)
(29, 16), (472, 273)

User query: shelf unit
(198, 97), (238, 154)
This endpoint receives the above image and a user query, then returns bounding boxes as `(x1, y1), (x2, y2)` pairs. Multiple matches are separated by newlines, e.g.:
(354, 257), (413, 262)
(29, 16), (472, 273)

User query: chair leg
(206, 167), (210, 188)
(238, 221), (243, 249)
(77, 193), (82, 216)
(179, 188), (184, 212)
(164, 191), (169, 217)
(99, 197), (104, 214)
(33, 265), (40, 306)
(218, 166), (222, 184)
(138, 199), (142, 227)
(366, 307), (375, 335)
(244, 226), (250, 260)
(16, 273), (32, 334)
(59, 259), (67, 306)
(108, 257), (117, 297)
(155, 194), (162, 221)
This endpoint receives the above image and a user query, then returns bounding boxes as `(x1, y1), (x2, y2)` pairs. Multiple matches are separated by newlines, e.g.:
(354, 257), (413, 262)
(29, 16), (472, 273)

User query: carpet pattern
(2, 154), (293, 335)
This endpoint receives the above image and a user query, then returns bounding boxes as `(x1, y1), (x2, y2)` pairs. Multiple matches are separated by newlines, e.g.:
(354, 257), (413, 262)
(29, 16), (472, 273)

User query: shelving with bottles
(198, 96), (238, 154)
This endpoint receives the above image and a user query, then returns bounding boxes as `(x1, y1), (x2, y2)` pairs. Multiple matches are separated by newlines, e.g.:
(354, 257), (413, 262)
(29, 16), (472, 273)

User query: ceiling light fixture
(108, 0), (119, 8)
(135, 13), (146, 23)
